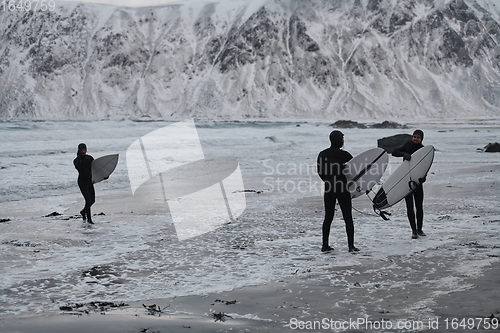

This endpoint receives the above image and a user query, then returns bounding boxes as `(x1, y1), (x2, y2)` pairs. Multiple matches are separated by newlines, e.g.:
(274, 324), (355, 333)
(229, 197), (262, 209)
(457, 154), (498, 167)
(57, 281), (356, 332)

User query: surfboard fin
(379, 211), (392, 221)
(374, 207), (392, 220)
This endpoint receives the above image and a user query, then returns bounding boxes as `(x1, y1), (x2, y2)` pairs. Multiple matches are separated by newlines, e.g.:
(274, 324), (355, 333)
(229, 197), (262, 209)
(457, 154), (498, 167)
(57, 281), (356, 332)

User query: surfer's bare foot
(321, 245), (333, 252)
(412, 232), (418, 239)
(348, 246), (360, 253)
(87, 220), (94, 224)
(417, 230), (426, 236)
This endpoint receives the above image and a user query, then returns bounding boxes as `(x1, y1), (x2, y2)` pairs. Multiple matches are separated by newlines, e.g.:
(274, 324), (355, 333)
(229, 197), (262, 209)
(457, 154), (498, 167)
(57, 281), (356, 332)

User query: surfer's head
(412, 130), (423, 144)
(329, 130), (344, 148)
(78, 143), (87, 155)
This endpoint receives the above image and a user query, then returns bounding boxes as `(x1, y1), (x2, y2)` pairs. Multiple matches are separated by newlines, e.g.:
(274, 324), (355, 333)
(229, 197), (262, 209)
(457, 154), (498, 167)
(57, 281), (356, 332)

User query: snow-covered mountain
(1, 0), (500, 120)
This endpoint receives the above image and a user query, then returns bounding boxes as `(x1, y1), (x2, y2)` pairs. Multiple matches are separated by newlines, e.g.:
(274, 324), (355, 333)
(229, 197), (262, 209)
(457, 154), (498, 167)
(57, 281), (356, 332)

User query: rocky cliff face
(1, 0), (500, 120)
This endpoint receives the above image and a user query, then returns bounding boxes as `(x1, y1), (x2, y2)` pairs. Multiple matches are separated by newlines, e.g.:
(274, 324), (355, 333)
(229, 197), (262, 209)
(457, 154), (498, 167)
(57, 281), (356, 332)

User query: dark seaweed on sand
(142, 303), (170, 316)
(44, 212), (62, 217)
(213, 299), (237, 305)
(213, 311), (232, 322)
(59, 301), (128, 314)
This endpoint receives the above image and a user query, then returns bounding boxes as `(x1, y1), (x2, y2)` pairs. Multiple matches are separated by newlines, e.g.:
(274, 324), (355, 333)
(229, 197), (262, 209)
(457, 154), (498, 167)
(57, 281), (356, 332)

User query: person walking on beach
(392, 130), (427, 239)
(317, 130), (359, 253)
(74, 143), (95, 224)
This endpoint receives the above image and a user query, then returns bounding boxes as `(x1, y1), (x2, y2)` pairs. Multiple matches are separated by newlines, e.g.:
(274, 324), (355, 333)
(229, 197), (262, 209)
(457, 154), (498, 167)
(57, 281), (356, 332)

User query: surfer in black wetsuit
(392, 130), (427, 239)
(317, 130), (359, 253)
(74, 143), (95, 224)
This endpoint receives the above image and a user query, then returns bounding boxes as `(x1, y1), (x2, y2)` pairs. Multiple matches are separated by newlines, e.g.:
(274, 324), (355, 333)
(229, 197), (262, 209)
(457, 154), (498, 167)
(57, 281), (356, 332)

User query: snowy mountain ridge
(1, 0), (500, 120)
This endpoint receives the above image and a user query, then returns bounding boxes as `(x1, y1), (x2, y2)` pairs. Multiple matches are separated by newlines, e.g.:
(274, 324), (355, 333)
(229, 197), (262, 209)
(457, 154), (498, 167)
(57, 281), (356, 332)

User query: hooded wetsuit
(317, 131), (356, 250)
(74, 152), (95, 223)
(392, 131), (425, 234)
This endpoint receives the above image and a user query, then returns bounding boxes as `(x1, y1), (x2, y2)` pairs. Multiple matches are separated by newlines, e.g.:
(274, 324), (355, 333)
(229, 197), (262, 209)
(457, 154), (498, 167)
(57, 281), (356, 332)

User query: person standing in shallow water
(74, 143), (95, 224)
(392, 129), (427, 239)
(317, 130), (359, 253)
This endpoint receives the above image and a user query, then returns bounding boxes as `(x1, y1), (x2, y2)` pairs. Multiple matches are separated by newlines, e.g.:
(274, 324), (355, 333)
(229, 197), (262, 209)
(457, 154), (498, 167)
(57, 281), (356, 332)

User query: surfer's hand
(419, 176), (426, 184)
(403, 153), (412, 161)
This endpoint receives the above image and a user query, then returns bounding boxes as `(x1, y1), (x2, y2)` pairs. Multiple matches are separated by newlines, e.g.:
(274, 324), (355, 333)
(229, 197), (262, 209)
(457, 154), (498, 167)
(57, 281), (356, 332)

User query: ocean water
(2, 118), (498, 203)
(0, 118), (499, 319)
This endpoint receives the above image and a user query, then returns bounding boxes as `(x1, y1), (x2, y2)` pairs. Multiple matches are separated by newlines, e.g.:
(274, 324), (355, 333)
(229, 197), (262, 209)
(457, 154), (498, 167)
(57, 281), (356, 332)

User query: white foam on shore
(0, 119), (499, 317)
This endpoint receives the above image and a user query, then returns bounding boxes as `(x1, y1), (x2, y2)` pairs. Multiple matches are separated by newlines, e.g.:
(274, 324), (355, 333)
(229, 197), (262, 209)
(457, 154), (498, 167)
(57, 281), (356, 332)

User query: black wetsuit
(317, 142), (355, 250)
(74, 154), (95, 223)
(392, 141), (424, 233)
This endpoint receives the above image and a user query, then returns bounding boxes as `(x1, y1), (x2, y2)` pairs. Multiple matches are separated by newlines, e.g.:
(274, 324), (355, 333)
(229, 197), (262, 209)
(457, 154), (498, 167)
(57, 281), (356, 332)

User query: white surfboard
(92, 154), (119, 184)
(373, 145), (434, 210)
(344, 148), (389, 199)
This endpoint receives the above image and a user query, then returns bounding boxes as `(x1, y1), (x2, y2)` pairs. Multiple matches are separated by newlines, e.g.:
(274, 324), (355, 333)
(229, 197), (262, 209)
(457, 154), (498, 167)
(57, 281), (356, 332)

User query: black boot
(80, 210), (86, 221)
(86, 208), (93, 224)
(348, 245), (360, 253)
(321, 245), (333, 252)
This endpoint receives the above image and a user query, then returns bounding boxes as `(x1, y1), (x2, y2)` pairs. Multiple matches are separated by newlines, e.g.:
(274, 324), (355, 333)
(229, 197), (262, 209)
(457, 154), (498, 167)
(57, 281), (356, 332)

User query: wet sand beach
(1, 239), (499, 333)
(1, 178), (499, 332)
